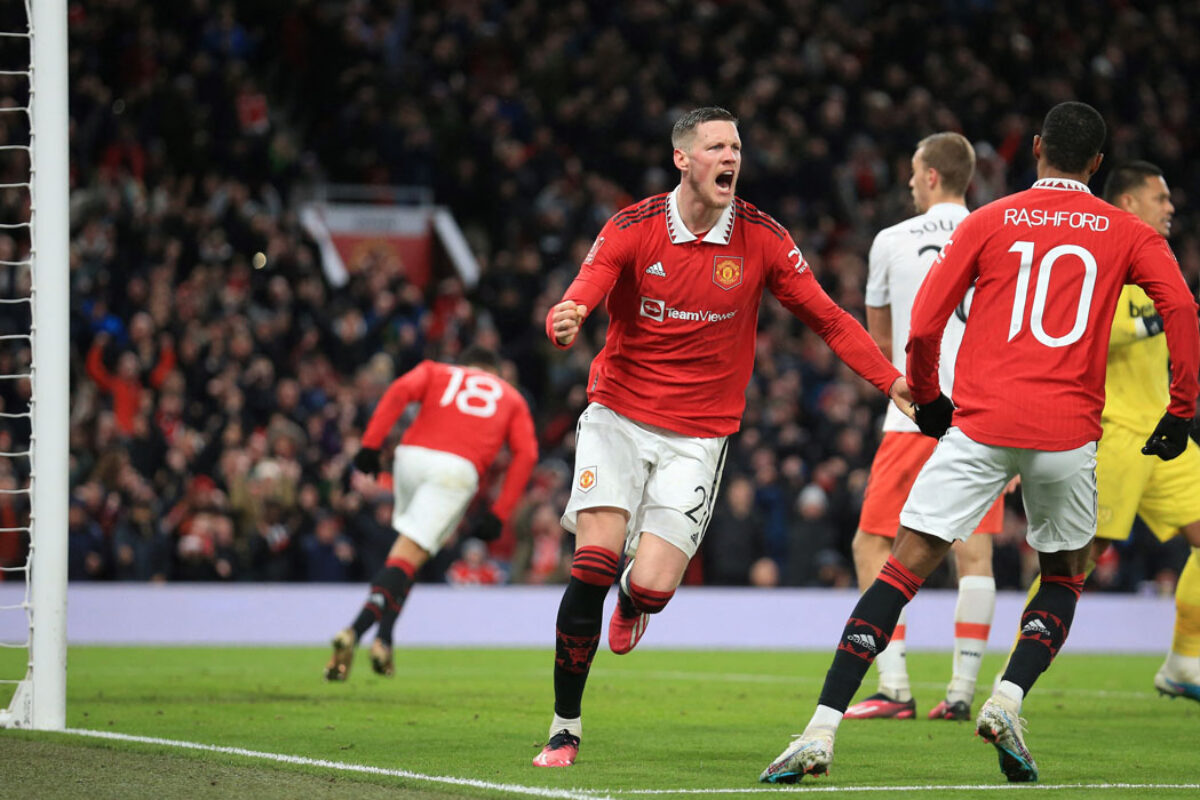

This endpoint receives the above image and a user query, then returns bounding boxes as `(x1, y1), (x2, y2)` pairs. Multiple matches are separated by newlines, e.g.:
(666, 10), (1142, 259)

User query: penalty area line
(63, 728), (615, 800)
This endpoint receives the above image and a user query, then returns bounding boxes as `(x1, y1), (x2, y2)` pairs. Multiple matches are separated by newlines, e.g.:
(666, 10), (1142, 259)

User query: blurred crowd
(0, 0), (1196, 591)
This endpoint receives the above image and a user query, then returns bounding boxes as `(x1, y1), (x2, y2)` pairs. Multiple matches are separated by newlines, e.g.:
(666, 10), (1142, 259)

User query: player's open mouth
(716, 171), (735, 191)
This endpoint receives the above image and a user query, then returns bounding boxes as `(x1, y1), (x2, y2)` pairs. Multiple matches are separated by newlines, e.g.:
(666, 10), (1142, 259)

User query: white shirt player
(865, 202), (970, 433)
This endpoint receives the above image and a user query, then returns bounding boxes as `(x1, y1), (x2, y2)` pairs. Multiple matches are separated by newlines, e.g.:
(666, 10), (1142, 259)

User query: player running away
(325, 346), (537, 681)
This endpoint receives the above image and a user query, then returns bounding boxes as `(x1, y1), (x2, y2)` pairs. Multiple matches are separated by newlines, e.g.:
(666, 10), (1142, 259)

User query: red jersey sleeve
(489, 396), (538, 522)
(545, 221), (633, 348)
(361, 361), (432, 448)
(1126, 231), (1200, 418)
(767, 234), (901, 395)
(906, 213), (986, 404)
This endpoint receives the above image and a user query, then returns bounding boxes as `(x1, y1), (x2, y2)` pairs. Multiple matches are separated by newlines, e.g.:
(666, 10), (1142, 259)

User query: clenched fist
(550, 300), (589, 347)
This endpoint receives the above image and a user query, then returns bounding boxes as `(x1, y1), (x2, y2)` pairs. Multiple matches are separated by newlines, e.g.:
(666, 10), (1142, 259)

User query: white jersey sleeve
(870, 203), (971, 432)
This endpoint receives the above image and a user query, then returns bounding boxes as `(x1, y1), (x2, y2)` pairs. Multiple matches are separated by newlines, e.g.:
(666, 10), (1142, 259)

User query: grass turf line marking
(64, 728), (615, 800)
(60, 729), (1200, 797)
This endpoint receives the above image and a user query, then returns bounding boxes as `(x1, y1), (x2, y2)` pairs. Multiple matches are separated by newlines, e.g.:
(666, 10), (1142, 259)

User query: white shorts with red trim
(563, 403), (728, 560)
(901, 427), (1096, 554)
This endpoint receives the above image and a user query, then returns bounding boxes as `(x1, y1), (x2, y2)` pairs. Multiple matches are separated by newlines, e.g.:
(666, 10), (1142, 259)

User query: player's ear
(673, 148), (688, 172)
(1087, 152), (1104, 178)
(1031, 134), (1042, 161)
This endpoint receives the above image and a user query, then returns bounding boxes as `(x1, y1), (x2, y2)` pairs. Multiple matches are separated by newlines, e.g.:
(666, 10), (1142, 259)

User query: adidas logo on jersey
(847, 633), (878, 654)
(645, 261), (666, 277)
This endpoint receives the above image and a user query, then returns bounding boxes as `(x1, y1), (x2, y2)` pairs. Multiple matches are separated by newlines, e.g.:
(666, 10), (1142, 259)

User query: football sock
(626, 579), (674, 615)
(873, 608), (911, 702)
(1170, 549), (1200, 661)
(549, 713), (582, 739)
(806, 703), (844, 734)
(1002, 573), (1084, 696)
(947, 575), (995, 704)
(553, 546), (619, 719)
(998, 558), (1097, 677)
(818, 556), (924, 712)
(351, 557), (416, 644)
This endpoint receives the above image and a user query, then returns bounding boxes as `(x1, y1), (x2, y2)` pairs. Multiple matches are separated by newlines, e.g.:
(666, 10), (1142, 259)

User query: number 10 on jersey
(1007, 240), (1098, 348)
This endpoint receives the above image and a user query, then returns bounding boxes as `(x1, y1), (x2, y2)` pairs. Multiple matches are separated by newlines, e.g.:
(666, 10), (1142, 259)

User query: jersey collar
(1032, 177), (1093, 194)
(666, 186), (736, 245)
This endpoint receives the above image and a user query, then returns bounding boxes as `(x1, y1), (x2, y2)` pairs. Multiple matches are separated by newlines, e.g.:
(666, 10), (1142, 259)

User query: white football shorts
(390, 444), (479, 554)
(563, 403), (728, 559)
(901, 426), (1097, 553)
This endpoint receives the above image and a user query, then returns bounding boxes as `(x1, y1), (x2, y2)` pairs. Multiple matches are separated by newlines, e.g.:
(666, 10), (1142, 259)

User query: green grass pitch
(0, 646), (1197, 798)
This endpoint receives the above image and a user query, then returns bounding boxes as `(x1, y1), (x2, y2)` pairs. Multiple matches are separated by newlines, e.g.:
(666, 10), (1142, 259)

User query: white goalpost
(0, 0), (68, 730)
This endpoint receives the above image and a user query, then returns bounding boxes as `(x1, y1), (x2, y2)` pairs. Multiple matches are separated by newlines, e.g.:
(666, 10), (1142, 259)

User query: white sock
(948, 575), (996, 704)
(550, 713), (581, 739)
(1163, 651), (1200, 679)
(807, 704), (844, 733)
(996, 679), (1025, 709)
(875, 607), (911, 701)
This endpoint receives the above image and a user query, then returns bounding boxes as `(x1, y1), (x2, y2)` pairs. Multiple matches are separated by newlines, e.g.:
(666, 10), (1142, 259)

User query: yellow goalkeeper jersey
(1103, 284), (1169, 435)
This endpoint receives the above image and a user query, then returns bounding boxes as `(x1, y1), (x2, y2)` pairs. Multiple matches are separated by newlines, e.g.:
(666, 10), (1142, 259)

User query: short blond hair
(672, 106), (738, 150)
(916, 132), (976, 196)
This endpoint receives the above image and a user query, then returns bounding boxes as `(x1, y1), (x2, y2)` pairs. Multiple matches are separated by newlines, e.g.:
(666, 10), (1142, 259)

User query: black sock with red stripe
(553, 545), (620, 719)
(621, 579), (674, 616)
(818, 555), (925, 712)
(351, 557), (416, 645)
(1003, 573), (1084, 695)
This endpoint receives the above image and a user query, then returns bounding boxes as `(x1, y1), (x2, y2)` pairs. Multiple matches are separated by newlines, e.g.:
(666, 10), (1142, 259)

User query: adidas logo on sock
(1022, 618), (1050, 636)
(645, 261), (666, 277)
(847, 633), (877, 654)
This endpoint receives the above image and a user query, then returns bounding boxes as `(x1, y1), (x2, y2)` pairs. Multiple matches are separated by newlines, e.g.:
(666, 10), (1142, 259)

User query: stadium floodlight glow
(0, 0), (68, 732)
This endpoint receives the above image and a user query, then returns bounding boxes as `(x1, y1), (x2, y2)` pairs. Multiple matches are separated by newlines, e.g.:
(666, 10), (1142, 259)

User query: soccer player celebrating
(532, 106), (913, 768)
(325, 345), (537, 681)
(846, 133), (1003, 723)
(760, 102), (1200, 784)
(999, 161), (1200, 702)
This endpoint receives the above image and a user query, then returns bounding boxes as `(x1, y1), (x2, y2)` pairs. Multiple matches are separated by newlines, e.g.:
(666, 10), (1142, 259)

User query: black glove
(471, 511), (503, 542)
(913, 393), (955, 439)
(1139, 313), (1164, 338)
(1142, 412), (1190, 461)
(354, 446), (381, 475)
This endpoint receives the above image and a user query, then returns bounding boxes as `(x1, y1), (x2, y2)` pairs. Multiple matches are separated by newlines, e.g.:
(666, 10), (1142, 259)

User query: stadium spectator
(760, 102), (1200, 785)
(324, 345), (537, 681)
(10, 0), (1192, 591)
(446, 538), (506, 586)
(533, 106), (912, 769)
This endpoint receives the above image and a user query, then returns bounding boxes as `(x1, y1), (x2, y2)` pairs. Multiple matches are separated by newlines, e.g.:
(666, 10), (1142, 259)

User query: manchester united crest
(713, 256), (743, 290)
(578, 467), (597, 492)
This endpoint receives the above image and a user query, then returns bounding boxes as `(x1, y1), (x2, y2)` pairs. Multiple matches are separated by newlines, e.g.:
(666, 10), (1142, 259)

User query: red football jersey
(546, 189), (900, 437)
(361, 360), (538, 521)
(907, 178), (1200, 450)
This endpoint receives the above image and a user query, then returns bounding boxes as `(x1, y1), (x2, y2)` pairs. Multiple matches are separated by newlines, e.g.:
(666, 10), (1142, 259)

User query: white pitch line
(60, 729), (1200, 798)
(63, 728), (614, 800)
